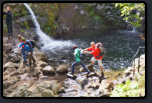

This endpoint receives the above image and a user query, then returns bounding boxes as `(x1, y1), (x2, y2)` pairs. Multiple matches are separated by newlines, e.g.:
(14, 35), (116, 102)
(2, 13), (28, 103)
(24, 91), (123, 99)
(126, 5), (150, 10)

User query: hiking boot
(99, 72), (105, 79)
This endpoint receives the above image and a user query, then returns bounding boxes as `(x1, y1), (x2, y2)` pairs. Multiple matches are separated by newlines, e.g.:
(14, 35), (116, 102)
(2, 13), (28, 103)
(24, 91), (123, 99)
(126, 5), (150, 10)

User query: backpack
(76, 49), (85, 61)
(30, 40), (36, 48)
(95, 43), (106, 59)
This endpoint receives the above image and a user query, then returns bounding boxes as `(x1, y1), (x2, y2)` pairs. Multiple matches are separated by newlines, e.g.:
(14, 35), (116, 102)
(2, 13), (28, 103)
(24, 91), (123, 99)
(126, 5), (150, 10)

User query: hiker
(3, 6), (13, 36)
(83, 42), (105, 78)
(70, 46), (91, 76)
(17, 35), (28, 63)
(18, 38), (36, 69)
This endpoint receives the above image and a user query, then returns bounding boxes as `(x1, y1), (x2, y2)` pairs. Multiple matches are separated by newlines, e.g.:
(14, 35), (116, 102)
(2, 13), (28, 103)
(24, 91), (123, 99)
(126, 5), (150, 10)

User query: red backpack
(95, 43), (106, 59)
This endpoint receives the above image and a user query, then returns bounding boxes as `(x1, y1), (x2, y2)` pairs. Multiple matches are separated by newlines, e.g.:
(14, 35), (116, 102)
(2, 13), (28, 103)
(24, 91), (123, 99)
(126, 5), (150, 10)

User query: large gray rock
(41, 89), (54, 97)
(36, 61), (48, 67)
(80, 65), (95, 72)
(8, 83), (31, 97)
(30, 81), (59, 97)
(3, 44), (12, 53)
(36, 52), (48, 62)
(42, 66), (55, 75)
(123, 69), (131, 77)
(3, 62), (18, 71)
(98, 80), (114, 97)
(56, 65), (68, 74)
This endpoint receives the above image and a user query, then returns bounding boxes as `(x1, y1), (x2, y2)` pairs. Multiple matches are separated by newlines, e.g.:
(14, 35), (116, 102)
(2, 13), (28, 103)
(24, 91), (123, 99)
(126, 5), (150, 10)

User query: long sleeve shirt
(3, 11), (12, 21)
(19, 40), (33, 52)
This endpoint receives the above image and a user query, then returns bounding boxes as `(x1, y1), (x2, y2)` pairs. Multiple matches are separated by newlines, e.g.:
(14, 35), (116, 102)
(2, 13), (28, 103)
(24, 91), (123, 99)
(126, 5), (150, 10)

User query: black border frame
(1, 1), (147, 99)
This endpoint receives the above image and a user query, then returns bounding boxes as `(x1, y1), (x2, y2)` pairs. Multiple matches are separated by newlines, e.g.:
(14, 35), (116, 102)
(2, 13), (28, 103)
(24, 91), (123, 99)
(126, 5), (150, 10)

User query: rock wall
(3, 3), (128, 37)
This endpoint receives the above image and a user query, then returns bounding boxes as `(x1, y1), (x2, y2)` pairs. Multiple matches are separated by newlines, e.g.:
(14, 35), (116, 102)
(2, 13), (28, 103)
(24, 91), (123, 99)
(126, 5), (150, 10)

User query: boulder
(80, 65), (95, 72)
(36, 61), (48, 67)
(3, 81), (12, 90)
(3, 68), (17, 76)
(42, 66), (55, 75)
(56, 65), (68, 74)
(8, 83), (31, 97)
(36, 52), (48, 62)
(41, 89), (54, 97)
(98, 80), (114, 97)
(58, 86), (65, 94)
(30, 81), (59, 97)
(123, 69), (131, 77)
(3, 44), (12, 53)
(3, 62), (18, 71)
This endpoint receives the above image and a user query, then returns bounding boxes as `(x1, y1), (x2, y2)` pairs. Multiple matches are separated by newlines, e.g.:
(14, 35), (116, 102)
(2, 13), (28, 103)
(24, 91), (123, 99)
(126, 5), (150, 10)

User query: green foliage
(115, 3), (145, 27)
(20, 29), (25, 33)
(24, 21), (30, 30)
(110, 75), (145, 97)
(14, 12), (20, 18)
(85, 6), (102, 21)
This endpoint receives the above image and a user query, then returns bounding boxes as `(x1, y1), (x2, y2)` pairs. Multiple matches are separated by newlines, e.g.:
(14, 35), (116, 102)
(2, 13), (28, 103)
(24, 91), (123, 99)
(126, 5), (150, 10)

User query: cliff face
(3, 3), (132, 37)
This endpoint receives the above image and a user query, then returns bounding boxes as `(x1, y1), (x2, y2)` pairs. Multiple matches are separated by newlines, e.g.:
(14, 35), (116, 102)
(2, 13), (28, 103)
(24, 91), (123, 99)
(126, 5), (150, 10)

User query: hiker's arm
(6, 11), (12, 16)
(18, 43), (24, 48)
(83, 47), (92, 52)
(83, 51), (92, 54)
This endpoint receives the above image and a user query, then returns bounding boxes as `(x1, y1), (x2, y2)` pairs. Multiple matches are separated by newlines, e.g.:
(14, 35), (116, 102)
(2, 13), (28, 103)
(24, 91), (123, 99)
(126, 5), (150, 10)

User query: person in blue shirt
(71, 46), (91, 76)
(17, 35), (28, 63)
(18, 38), (36, 69)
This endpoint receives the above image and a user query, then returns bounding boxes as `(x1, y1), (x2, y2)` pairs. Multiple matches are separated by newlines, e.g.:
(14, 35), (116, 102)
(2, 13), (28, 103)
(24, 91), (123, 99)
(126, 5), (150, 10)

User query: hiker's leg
(21, 48), (27, 62)
(71, 61), (78, 74)
(10, 20), (13, 34)
(91, 57), (96, 65)
(28, 52), (32, 68)
(98, 59), (104, 73)
(6, 20), (10, 34)
(31, 51), (36, 64)
(80, 62), (90, 73)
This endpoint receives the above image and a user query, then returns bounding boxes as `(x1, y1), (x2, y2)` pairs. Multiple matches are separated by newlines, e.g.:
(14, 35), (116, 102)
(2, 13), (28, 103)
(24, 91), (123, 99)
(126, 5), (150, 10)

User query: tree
(115, 3), (145, 27)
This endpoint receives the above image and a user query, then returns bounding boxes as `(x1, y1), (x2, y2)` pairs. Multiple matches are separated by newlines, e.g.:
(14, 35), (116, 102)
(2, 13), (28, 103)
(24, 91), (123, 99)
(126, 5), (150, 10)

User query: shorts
(91, 57), (102, 66)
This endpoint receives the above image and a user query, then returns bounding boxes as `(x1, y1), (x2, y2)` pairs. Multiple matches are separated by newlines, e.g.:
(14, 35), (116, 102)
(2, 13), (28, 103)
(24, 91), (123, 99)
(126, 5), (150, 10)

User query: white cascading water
(23, 3), (74, 52)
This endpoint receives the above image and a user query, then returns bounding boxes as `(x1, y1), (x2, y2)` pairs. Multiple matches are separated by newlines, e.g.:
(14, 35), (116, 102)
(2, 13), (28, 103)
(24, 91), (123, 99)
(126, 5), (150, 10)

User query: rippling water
(42, 30), (145, 70)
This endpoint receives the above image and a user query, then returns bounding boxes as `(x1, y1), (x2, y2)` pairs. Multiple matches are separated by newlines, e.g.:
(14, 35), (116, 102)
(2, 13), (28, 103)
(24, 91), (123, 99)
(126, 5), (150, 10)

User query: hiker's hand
(28, 52), (31, 55)
(3, 10), (6, 12)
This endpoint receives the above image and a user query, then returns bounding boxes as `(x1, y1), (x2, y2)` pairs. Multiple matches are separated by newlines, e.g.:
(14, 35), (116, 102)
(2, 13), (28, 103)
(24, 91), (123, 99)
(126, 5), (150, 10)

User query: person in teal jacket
(71, 46), (90, 75)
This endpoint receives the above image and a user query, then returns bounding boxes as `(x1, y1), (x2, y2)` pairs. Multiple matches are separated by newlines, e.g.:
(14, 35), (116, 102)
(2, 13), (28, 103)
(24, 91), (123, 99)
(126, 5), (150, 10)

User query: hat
(72, 46), (77, 50)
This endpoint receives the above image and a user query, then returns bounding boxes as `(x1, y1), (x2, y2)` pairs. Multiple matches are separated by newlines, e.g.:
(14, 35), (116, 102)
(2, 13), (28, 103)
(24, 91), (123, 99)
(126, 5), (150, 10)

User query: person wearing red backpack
(83, 42), (104, 78)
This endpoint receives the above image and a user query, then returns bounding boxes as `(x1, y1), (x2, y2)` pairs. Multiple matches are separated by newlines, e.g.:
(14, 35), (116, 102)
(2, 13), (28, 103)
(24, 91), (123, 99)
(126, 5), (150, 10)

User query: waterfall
(132, 9), (139, 32)
(23, 3), (73, 52)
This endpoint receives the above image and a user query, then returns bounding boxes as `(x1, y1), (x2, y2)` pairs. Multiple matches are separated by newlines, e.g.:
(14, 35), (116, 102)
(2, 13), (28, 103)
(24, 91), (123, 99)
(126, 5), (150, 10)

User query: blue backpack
(76, 49), (85, 61)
